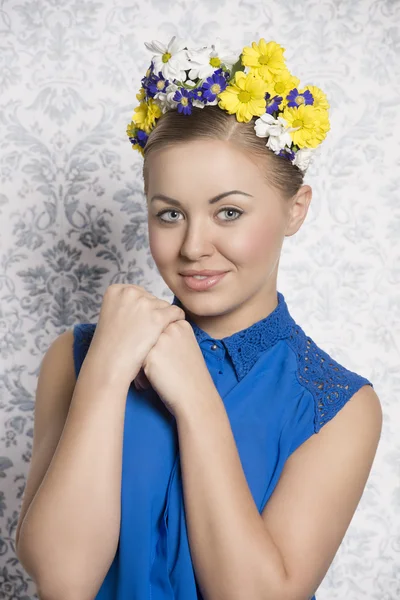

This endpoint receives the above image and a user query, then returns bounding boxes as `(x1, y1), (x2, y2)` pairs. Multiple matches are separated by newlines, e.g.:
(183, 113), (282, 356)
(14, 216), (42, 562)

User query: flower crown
(126, 36), (330, 172)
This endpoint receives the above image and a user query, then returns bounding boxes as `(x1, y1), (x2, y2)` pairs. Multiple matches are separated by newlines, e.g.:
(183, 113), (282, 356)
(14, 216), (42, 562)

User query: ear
(285, 184), (312, 237)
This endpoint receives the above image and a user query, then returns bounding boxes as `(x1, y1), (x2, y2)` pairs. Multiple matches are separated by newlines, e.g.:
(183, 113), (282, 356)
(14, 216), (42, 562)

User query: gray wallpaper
(1, 0), (399, 598)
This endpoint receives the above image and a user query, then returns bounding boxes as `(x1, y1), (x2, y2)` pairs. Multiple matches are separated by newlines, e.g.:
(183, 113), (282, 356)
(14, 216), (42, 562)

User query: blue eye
(155, 208), (243, 224)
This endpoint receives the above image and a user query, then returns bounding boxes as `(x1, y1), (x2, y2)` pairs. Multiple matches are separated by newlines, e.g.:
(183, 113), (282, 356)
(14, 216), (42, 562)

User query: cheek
(229, 219), (283, 263)
(148, 226), (176, 266)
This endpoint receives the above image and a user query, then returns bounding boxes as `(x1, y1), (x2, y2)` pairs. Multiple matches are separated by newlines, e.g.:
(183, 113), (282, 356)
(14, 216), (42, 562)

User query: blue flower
(265, 92), (283, 114)
(141, 61), (155, 89)
(286, 88), (314, 107)
(146, 71), (170, 98)
(191, 87), (207, 104)
(172, 88), (194, 114)
(202, 71), (228, 102)
(136, 129), (149, 147)
(277, 147), (296, 161)
(128, 129), (148, 149)
(218, 67), (231, 80)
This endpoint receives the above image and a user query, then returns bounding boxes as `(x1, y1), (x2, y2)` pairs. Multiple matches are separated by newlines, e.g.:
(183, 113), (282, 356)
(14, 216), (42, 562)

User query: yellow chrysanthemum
(126, 121), (137, 138)
(241, 39), (287, 83)
(126, 122), (145, 155)
(282, 104), (330, 148)
(132, 98), (162, 134)
(265, 69), (300, 108)
(217, 71), (268, 123)
(136, 87), (146, 102)
(132, 143), (144, 156)
(301, 85), (330, 111)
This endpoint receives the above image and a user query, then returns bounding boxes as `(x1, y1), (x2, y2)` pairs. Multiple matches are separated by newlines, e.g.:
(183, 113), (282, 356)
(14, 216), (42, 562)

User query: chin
(181, 293), (227, 313)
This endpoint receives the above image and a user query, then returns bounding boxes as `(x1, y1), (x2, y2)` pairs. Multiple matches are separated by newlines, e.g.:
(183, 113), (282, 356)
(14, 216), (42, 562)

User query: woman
(15, 36), (382, 600)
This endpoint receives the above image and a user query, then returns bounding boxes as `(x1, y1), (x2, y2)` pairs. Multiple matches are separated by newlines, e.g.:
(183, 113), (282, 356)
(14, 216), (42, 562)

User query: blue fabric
(72, 290), (373, 600)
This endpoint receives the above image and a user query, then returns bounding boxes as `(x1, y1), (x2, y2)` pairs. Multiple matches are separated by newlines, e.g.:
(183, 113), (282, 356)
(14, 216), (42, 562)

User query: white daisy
(186, 38), (239, 81)
(254, 113), (293, 152)
(186, 46), (216, 80)
(211, 37), (239, 69)
(144, 36), (191, 81)
(293, 147), (314, 171)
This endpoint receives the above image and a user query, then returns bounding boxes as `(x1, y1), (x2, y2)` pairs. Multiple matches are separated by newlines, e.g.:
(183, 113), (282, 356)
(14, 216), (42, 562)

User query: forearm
(17, 357), (130, 600)
(175, 390), (289, 600)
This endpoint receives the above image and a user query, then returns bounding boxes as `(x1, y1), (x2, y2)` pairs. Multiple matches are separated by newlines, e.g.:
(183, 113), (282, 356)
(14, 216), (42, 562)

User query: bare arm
(175, 384), (381, 600)
(16, 342), (132, 600)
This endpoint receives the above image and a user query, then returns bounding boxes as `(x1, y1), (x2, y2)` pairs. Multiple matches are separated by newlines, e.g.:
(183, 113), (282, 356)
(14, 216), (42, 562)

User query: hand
(88, 284), (186, 386)
(137, 318), (217, 419)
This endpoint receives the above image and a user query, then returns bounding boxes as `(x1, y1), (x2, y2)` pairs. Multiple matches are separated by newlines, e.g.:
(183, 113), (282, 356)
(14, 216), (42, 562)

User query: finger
(136, 368), (150, 389)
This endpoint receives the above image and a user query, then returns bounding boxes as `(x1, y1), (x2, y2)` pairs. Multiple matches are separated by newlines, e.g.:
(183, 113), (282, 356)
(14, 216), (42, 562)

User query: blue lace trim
(284, 324), (373, 433)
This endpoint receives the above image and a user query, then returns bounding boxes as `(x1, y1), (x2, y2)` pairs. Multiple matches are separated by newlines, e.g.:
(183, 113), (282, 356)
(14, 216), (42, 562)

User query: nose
(179, 220), (215, 261)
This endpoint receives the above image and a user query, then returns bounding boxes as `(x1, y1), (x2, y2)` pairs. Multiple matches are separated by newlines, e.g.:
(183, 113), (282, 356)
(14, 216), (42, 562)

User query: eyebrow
(150, 190), (254, 206)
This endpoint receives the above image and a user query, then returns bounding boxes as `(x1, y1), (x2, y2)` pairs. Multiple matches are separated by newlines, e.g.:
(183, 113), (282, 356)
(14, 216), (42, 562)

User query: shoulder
(282, 321), (375, 433)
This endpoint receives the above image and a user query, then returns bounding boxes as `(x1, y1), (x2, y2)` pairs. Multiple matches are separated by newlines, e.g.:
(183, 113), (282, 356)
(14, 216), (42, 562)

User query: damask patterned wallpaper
(1, 0), (399, 598)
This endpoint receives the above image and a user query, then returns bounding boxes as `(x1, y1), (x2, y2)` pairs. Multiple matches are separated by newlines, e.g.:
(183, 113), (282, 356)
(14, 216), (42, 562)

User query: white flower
(192, 96), (218, 108)
(211, 37), (239, 69)
(186, 38), (239, 81)
(184, 79), (197, 89)
(144, 36), (191, 81)
(186, 46), (218, 80)
(154, 82), (179, 113)
(254, 113), (293, 152)
(192, 98), (207, 108)
(293, 147), (314, 171)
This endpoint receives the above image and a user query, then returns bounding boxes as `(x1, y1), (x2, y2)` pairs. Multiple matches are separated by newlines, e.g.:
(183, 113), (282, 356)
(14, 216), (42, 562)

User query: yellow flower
(241, 39), (287, 83)
(136, 87), (146, 102)
(132, 143), (144, 156)
(282, 104), (330, 148)
(126, 121), (137, 138)
(265, 69), (300, 108)
(301, 85), (330, 111)
(132, 98), (162, 134)
(217, 71), (268, 123)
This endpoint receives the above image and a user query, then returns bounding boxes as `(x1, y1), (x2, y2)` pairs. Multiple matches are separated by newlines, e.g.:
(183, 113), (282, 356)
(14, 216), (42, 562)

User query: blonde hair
(142, 105), (304, 201)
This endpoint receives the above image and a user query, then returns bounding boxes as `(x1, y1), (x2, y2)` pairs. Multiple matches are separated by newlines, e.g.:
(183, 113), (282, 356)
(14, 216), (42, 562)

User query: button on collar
(171, 291), (293, 382)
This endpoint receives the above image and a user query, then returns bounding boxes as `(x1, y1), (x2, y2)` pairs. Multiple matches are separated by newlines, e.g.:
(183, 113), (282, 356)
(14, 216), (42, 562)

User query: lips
(181, 272), (227, 291)
(180, 270), (228, 277)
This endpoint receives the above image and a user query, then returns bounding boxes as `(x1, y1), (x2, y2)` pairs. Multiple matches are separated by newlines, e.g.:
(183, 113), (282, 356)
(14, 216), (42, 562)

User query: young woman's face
(146, 138), (310, 337)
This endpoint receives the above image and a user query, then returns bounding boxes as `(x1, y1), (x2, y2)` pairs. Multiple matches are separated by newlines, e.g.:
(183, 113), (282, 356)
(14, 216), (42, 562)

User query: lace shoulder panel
(285, 323), (373, 433)
(73, 323), (97, 378)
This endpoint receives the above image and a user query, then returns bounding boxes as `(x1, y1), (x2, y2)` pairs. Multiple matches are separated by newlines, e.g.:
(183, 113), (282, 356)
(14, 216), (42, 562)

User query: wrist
(175, 386), (222, 426)
(82, 350), (138, 392)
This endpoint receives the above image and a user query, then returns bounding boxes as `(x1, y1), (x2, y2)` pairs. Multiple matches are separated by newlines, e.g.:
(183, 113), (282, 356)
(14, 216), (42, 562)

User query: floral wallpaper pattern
(1, 0), (399, 598)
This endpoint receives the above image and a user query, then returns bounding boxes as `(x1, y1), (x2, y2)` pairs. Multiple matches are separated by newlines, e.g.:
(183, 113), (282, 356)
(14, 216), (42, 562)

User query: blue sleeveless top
(72, 290), (373, 600)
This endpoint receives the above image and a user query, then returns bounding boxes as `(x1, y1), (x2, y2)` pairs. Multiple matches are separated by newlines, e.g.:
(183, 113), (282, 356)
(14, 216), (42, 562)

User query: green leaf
(230, 55), (245, 79)
(175, 74), (200, 90)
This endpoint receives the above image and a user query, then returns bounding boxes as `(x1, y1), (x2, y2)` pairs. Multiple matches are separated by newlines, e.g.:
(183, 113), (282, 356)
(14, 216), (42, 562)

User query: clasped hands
(134, 315), (217, 420)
